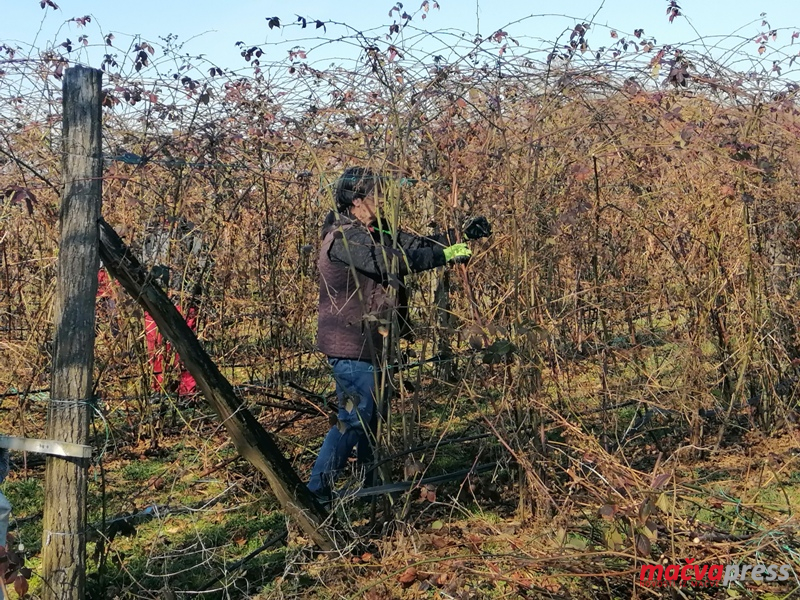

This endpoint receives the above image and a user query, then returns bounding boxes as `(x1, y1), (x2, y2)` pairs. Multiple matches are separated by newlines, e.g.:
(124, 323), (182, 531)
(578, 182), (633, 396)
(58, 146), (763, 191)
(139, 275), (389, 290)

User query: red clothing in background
(144, 304), (197, 396)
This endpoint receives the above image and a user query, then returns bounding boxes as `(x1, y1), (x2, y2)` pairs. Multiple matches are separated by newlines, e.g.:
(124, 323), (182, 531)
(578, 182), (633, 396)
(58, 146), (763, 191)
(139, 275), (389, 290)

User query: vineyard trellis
(1, 4), (800, 598)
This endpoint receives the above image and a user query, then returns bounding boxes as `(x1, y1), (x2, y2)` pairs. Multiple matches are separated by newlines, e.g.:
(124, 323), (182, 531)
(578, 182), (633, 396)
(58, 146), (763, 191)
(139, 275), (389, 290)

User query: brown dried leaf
(435, 572), (451, 585)
(3, 187), (37, 215)
(465, 533), (482, 552)
(14, 576), (29, 597)
(634, 533), (651, 557)
(468, 329), (484, 350)
(651, 472), (671, 489)
(638, 498), (655, 522)
(398, 567), (418, 585)
(599, 503), (617, 521)
(6, 549), (22, 568)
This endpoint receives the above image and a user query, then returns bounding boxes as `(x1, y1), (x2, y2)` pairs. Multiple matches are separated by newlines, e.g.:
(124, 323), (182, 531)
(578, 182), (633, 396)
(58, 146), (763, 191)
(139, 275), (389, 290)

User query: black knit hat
(333, 167), (383, 211)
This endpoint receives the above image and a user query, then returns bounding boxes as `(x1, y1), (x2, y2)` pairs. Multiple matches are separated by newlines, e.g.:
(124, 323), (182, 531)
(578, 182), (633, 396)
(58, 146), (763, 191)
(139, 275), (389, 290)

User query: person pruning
(308, 166), (491, 502)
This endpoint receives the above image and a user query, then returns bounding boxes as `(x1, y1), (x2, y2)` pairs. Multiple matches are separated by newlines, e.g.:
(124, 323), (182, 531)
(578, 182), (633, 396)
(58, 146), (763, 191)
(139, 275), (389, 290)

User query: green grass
(785, 470), (800, 485)
(748, 482), (800, 514)
(119, 458), (169, 482)
(4, 477), (43, 516)
(5, 477), (44, 554)
(86, 497), (286, 598)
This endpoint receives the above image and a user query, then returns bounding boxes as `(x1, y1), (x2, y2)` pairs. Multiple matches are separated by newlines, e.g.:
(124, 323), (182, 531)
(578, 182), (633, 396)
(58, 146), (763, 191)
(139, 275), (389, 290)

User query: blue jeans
(308, 358), (378, 495)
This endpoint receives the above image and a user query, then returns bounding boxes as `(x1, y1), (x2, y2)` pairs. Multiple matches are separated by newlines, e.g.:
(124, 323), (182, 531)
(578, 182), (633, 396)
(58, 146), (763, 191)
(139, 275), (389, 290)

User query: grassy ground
(2, 330), (800, 600)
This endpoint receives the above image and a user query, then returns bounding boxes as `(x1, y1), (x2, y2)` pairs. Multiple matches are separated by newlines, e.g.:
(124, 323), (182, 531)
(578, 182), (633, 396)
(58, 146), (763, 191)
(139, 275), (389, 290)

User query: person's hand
(443, 242), (472, 264)
(463, 216), (492, 240)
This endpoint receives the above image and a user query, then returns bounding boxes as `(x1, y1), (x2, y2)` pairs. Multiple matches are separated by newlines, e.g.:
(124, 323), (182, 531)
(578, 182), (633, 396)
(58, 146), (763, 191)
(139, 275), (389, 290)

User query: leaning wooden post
(42, 66), (102, 600)
(97, 219), (338, 551)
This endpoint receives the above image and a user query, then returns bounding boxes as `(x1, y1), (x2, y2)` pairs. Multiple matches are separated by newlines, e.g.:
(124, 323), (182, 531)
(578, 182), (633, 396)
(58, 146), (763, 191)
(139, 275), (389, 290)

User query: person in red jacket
(142, 213), (202, 398)
(308, 167), (491, 501)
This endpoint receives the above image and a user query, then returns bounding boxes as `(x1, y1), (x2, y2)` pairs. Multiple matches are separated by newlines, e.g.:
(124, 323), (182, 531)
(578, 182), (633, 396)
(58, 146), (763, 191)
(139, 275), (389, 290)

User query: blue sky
(1, 0), (797, 71)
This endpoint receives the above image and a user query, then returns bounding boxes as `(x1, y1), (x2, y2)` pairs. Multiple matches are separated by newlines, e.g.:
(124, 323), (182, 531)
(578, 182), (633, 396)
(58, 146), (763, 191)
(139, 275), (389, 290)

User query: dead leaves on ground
(396, 566), (469, 595)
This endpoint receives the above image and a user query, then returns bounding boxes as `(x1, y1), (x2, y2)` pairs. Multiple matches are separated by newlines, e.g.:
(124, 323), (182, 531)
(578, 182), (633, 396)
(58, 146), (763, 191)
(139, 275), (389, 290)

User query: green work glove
(443, 242), (472, 264)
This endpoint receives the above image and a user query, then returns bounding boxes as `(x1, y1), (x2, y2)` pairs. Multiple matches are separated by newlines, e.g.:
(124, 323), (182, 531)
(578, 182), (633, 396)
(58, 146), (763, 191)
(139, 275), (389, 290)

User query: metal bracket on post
(0, 435), (92, 459)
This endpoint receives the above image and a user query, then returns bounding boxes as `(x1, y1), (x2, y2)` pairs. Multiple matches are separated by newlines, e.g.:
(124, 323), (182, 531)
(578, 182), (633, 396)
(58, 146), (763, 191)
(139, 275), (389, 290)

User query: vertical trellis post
(42, 65), (102, 600)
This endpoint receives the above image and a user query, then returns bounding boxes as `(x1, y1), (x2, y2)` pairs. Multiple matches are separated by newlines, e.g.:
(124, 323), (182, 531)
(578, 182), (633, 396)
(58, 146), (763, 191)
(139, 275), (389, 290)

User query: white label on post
(0, 435), (92, 458)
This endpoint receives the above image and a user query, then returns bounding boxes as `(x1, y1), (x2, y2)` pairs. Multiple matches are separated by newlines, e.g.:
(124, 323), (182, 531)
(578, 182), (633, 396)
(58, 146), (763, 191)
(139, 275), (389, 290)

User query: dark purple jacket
(317, 212), (450, 362)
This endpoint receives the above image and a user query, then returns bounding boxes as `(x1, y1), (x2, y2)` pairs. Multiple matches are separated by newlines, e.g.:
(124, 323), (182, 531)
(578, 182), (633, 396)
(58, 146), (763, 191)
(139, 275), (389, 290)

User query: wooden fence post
(42, 65), (102, 600)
